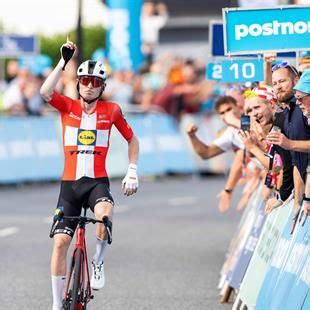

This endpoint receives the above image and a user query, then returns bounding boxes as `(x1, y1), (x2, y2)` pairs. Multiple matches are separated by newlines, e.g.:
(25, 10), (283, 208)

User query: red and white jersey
(49, 91), (133, 181)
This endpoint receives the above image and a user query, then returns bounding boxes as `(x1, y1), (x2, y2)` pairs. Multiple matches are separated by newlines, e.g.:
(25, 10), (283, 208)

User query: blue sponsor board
(209, 21), (295, 57)
(222, 59), (264, 83)
(256, 206), (309, 310)
(0, 35), (38, 56)
(223, 6), (310, 55)
(0, 117), (63, 183)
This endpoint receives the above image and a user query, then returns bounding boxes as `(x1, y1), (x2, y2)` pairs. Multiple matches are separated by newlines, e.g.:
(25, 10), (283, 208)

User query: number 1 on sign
(229, 62), (255, 80)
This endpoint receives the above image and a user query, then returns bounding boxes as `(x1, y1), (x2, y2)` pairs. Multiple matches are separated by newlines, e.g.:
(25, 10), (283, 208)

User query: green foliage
(40, 25), (106, 65)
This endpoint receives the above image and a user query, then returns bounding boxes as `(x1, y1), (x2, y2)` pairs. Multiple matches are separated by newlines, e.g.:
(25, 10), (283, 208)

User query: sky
(0, 0), (108, 36)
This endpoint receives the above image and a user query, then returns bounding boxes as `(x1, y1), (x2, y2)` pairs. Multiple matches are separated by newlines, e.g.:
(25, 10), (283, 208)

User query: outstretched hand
(60, 35), (76, 70)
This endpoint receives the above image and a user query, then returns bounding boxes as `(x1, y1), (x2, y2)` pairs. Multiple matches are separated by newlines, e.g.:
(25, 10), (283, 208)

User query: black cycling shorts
(53, 177), (114, 237)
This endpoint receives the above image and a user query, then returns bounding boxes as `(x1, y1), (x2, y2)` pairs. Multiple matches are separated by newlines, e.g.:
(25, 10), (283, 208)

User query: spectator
(3, 68), (44, 116)
(271, 62), (310, 231)
(141, 1), (168, 62)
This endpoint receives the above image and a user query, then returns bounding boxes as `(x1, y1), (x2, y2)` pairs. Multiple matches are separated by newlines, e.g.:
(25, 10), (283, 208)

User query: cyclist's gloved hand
(60, 42), (76, 71)
(122, 163), (138, 196)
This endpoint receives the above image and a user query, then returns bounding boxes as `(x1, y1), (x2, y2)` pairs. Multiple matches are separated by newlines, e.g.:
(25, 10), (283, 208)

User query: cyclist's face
(78, 76), (104, 101)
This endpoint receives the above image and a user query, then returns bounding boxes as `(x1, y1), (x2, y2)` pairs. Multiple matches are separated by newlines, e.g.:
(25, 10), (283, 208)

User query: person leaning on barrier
(237, 85), (295, 213)
(187, 95), (245, 213)
(40, 40), (140, 310)
(271, 63), (310, 230)
(266, 69), (310, 152)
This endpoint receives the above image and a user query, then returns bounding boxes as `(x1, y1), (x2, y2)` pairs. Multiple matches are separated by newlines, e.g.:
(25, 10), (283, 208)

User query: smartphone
(241, 114), (251, 131)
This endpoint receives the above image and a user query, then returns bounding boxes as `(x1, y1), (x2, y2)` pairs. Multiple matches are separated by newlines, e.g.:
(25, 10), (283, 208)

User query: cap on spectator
(294, 70), (310, 94)
(244, 85), (277, 103)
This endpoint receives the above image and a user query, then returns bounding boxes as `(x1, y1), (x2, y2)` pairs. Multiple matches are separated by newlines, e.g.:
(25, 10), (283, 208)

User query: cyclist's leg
(51, 234), (72, 310)
(51, 181), (82, 309)
(88, 179), (114, 289)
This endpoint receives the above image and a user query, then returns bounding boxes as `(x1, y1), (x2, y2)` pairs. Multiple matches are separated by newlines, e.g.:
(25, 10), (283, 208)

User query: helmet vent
(88, 61), (96, 74)
(99, 70), (104, 75)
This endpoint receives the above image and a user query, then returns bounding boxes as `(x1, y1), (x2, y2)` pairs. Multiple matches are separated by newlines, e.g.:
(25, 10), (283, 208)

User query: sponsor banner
(258, 204), (309, 310)
(223, 6), (310, 55)
(0, 34), (38, 56)
(239, 197), (293, 307)
(222, 59), (264, 83)
(209, 21), (295, 58)
(228, 185), (267, 289)
(106, 0), (144, 71)
(0, 116), (63, 183)
(218, 184), (262, 289)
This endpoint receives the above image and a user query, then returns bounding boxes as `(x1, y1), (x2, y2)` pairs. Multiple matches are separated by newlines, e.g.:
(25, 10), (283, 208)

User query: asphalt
(0, 175), (242, 310)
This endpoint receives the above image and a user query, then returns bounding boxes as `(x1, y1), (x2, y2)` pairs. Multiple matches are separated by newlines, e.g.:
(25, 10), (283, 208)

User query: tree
(40, 25), (106, 65)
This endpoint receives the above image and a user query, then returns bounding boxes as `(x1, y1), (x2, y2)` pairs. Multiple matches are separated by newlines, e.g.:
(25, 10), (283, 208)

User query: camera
(241, 114), (250, 131)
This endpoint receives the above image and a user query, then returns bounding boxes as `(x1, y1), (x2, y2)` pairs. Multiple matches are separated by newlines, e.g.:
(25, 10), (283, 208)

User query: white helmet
(77, 60), (106, 81)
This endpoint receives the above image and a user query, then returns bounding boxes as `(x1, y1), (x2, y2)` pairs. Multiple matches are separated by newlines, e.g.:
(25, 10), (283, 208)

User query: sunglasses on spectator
(295, 94), (309, 103)
(79, 76), (104, 88)
(271, 62), (299, 76)
(219, 107), (232, 115)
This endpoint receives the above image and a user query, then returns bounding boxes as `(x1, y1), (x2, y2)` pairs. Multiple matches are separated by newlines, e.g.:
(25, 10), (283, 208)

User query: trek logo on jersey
(77, 130), (97, 146)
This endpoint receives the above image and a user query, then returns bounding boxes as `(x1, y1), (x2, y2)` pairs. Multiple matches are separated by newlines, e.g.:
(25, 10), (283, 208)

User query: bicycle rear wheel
(70, 248), (83, 310)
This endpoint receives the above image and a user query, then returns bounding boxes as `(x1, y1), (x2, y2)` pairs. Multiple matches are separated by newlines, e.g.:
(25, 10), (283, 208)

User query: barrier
(0, 116), (63, 183)
(238, 196), (294, 307)
(227, 183), (266, 290)
(0, 113), (206, 183)
(256, 202), (309, 310)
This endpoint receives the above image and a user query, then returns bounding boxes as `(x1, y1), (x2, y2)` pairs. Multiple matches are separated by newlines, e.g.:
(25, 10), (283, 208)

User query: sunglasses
(295, 94), (309, 103)
(79, 76), (104, 88)
(271, 62), (299, 76)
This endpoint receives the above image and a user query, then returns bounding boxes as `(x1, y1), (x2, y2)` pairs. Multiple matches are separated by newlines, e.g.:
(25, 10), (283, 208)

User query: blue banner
(209, 21), (295, 58)
(0, 34), (38, 56)
(106, 0), (144, 71)
(222, 59), (264, 83)
(223, 6), (310, 55)
(0, 117), (63, 183)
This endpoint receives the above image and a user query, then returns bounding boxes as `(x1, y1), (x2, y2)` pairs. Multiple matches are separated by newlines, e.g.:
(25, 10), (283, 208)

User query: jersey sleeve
(112, 105), (134, 141)
(48, 91), (73, 113)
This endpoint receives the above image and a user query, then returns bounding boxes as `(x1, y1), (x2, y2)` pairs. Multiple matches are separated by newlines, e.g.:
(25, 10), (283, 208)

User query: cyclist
(40, 40), (139, 310)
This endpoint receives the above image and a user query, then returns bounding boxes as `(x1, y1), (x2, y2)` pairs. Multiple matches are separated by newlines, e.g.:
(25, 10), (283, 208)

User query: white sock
(92, 238), (108, 264)
(52, 275), (66, 310)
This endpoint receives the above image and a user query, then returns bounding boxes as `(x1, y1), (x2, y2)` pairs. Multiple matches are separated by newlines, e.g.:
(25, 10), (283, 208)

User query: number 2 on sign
(229, 63), (255, 79)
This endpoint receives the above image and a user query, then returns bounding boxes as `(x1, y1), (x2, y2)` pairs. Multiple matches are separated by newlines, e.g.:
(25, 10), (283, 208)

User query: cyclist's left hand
(122, 164), (138, 196)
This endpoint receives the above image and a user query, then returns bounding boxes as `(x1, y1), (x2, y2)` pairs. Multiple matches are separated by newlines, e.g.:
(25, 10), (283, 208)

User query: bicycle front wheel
(70, 248), (83, 310)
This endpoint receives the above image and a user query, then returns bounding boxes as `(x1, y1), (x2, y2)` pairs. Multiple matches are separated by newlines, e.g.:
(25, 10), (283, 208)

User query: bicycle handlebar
(49, 211), (112, 244)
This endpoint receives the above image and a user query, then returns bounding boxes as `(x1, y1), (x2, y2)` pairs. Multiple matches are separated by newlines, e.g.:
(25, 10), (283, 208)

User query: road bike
(50, 208), (112, 310)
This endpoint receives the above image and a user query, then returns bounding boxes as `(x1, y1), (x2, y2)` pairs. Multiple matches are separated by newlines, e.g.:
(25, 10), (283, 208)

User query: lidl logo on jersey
(223, 6), (310, 54)
(77, 130), (97, 146)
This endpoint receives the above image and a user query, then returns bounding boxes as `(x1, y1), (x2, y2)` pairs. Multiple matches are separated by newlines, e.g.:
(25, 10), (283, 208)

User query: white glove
(122, 164), (138, 196)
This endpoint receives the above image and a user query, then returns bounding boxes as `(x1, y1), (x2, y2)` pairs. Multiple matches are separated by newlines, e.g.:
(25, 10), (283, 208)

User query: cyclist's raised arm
(40, 40), (76, 102)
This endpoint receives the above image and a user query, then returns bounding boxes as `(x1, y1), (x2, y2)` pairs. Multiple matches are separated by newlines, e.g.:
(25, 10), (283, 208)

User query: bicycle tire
(70, 248), (83, 310)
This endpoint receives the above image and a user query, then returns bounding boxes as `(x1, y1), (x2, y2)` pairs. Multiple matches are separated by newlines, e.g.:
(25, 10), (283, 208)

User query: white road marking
(0, 227), (19, 237)
(168, 196), (198, 206)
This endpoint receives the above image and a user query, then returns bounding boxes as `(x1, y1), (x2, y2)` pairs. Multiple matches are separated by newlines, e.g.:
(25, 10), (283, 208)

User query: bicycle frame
(63, 218), (92, 307)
